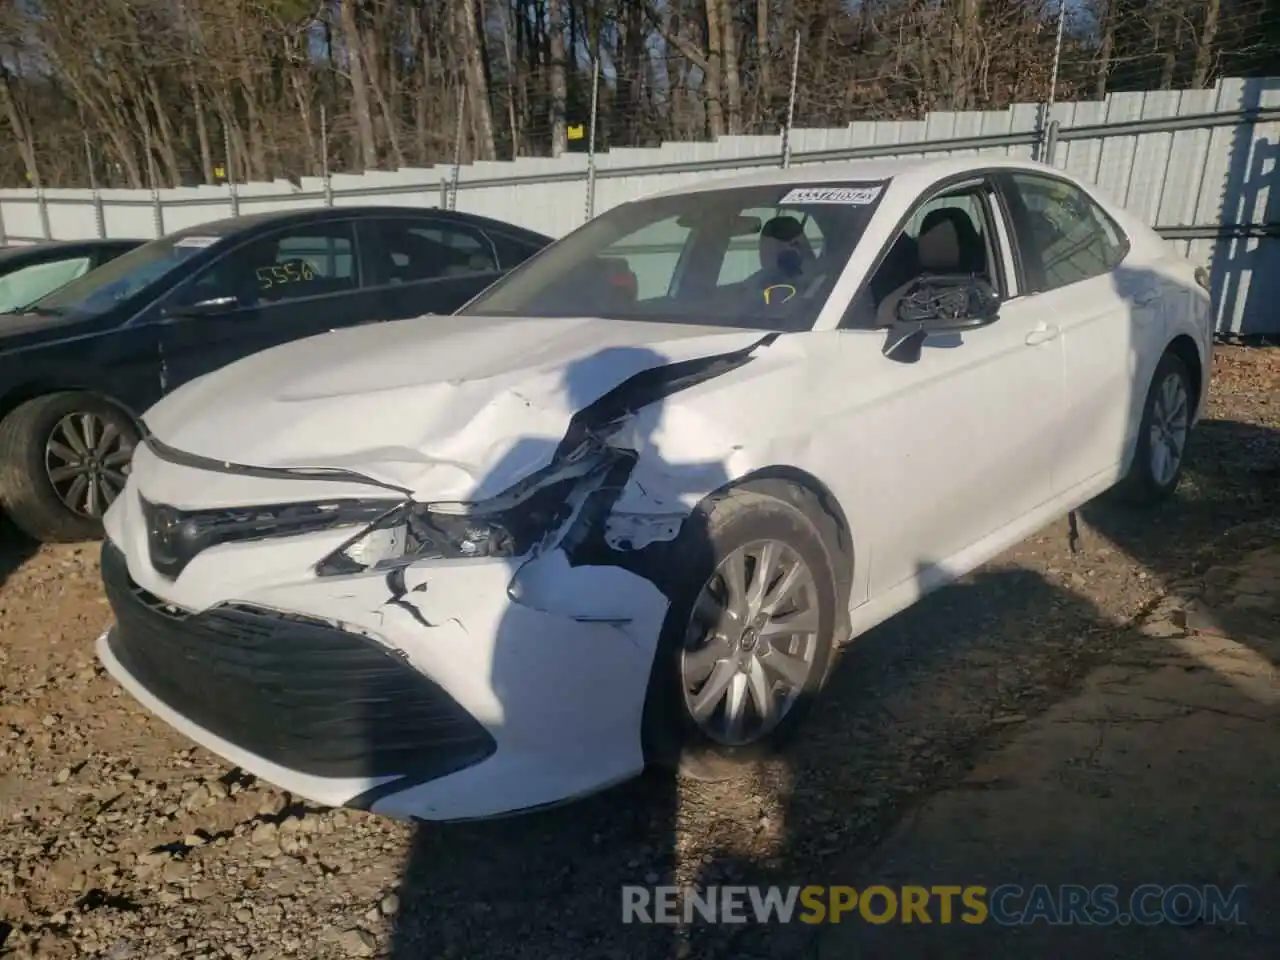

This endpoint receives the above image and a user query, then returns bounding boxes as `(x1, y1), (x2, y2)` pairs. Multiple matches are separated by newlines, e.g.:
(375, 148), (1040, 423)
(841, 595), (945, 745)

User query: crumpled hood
(143, 313), (772, 500)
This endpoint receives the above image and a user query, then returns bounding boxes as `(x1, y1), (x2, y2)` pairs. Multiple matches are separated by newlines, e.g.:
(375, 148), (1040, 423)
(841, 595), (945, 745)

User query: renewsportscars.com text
(621, 884), (1247, 926)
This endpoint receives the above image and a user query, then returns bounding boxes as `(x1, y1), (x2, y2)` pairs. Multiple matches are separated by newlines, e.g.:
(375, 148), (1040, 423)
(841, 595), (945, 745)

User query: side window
(181, 223), (359, 308)
(0, 257), (92, 313)
(371, 220), (499, 284)
(717, 208), (825, 286)
(852, 183), (1001, 328)
(1011, 174), (1127, 292)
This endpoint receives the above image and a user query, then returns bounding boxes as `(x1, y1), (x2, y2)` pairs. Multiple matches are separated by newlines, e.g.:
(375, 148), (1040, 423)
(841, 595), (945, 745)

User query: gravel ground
(0, 344), (1276, 960)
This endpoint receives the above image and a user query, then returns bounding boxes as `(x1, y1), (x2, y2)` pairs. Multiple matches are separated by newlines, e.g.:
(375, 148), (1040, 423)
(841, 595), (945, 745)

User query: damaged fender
(507, 549), (669, 642)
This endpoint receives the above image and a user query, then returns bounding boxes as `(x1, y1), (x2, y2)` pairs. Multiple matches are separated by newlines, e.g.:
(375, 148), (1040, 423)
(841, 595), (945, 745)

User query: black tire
(1115, 351), (1195, 506)
(641, 488), (839, 782)
(0, 392), (140, 543)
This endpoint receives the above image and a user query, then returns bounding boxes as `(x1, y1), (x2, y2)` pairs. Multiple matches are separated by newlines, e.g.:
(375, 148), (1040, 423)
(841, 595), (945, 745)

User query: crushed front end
(97, 431), (675, 821)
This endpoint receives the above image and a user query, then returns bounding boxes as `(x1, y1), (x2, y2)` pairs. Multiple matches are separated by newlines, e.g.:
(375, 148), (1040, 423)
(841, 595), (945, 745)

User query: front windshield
(460, 181), (889, 331)
(31, 232), (223, 315)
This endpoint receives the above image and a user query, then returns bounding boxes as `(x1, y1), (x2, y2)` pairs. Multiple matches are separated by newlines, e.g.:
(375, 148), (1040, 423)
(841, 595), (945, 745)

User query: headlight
(316, 431), (632, 577)
(316, 479), (583, 576)
(140, 495), (402, 579)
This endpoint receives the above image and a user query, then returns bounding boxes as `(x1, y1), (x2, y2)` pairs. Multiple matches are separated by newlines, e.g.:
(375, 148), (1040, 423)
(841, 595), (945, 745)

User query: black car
(0, 239), (144, 314)
(0, 206), (552, 543)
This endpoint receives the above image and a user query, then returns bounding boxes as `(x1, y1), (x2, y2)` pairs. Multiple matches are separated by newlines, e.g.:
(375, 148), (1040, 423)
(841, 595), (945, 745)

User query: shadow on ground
(0, 513), (39, 589)
(678, 416), (1280, 958)
(378, 394), (1278, 959)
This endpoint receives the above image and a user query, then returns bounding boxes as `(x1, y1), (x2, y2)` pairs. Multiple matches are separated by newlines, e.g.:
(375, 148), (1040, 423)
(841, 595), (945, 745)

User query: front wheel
(641, 488), (838, 781)
(1116, 351), (1194, 506)
(0, 392), (139, 543)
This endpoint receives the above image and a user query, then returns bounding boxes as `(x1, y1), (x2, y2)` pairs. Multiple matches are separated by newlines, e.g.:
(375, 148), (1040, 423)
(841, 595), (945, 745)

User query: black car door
(358, 216), (509, 320)
(154, 219), (370, 392)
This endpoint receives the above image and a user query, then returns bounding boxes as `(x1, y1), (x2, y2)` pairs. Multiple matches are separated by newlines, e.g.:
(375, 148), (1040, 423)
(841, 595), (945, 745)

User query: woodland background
(1, 0), (1278, 189)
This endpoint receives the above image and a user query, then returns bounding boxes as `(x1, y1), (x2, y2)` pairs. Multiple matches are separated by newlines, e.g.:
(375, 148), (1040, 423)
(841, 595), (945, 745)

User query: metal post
(320, 105), (333, 207)
(84, 131), (106, 238)
(449, 81), (465, 211)
(781, 30), (801, 169)
(144, 125), (164, 237)
(439, 178), (449, 208)
(224, 123), (240, 217)
(28, 151), (51, 240)
(1040, 0), (1068, 164)
(584, 53), (601, 221)
(36, 186), (51, 240)
(1044, 119), (1061, 166)
(0, 199), (7, 245)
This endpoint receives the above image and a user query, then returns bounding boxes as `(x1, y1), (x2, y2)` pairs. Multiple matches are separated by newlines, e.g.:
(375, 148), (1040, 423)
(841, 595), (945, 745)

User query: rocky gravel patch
(0, 345), (1276, 959)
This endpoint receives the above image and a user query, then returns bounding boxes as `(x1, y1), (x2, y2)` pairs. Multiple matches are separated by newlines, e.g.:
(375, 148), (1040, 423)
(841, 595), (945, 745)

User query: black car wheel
(0, 392), (139, 543)
(642, 487), (839, 782)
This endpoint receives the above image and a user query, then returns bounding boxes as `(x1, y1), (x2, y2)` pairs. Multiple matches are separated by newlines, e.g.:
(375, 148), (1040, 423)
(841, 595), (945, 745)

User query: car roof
(163, 205), (553, 245)
(0, 238), (143, 264)
(641, 156), (1071, 200)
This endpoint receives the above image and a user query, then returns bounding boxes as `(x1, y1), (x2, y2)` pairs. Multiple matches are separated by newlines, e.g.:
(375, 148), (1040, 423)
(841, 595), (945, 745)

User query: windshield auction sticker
(173, 235), (220, 248)
(780, 185), (884, 205)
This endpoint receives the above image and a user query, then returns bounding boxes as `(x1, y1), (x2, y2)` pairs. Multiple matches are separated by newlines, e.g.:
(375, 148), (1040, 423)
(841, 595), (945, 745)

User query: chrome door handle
(1025, 324), (1060, 346)
(1133, 288), (1162, 306)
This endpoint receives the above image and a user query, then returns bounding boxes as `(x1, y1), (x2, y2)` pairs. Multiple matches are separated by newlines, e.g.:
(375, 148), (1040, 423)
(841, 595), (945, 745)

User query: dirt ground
(0, 344), (1276, 960)
(816, 534), (1280, 959)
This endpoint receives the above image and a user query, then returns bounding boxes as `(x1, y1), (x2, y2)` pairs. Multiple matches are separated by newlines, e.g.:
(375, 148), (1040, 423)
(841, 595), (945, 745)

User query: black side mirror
(160, 295), (240, 320)
(883, 276), (1000, 362)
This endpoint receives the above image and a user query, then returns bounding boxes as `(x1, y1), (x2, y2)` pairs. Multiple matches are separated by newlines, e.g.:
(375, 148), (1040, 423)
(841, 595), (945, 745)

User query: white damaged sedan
(98, 157), (1213, 821)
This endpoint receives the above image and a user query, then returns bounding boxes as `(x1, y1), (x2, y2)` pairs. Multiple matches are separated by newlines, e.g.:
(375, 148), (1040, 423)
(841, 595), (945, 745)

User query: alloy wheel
(44, 412), (134, 518)
(1149, 371), (1189, 488)
(680, 539), (821, 747)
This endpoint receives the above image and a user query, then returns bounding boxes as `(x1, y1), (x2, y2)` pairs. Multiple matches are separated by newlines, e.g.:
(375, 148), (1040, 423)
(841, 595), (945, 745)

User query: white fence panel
(0, 76), (1276, 333)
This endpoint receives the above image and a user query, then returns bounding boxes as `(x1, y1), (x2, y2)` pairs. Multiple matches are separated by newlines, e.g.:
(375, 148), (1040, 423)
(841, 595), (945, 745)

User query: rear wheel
(0, 392), (139, 543)
(1116, 352), (1194, 506)
(642, 488), (838, 781)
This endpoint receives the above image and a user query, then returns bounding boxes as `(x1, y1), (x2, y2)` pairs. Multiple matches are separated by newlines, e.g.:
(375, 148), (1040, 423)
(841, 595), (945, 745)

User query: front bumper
(99, 540), (496, 804)
(98, 450), (670, 821)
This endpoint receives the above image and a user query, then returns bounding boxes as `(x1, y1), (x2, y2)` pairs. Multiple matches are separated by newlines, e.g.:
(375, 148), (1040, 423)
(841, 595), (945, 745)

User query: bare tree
(0, 0), (1273, 188)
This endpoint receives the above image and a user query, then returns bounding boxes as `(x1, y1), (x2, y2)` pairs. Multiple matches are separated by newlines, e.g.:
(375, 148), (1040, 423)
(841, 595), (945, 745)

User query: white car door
(1000, 172), (1165, 495)
(836, 175), (1063, 600)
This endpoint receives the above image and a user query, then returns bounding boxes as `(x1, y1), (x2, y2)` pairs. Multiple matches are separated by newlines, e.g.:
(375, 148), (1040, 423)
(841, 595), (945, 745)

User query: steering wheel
(762, 283), (797, 306)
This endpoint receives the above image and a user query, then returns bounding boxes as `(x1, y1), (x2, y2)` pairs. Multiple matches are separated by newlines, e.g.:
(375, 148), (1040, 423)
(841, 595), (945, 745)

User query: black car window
(31, 234), (221, 316)
(180, 222), (358, 309)
(370, 220), (499, 285)
(1010, 173), (1128, 292)
(0, 255), (94, 313)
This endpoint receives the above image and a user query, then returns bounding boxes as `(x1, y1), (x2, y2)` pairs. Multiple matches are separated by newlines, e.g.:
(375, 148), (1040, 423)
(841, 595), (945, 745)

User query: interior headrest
(760, 215), (815, 263)
(918, 209), (980, 273)
(761, 216), (805, 243)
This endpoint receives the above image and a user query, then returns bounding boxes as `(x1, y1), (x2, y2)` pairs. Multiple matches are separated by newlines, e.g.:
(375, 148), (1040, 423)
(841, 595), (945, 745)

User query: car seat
(917, 208), (986, 276)
(874, 209), (986, 327)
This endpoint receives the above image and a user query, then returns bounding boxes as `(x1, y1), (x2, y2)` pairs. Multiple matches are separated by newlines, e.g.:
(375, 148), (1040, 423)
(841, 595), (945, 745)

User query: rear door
(156, 219), (370, 391)
(998, 171), (1160, 494)
(359, 216), (508, 319)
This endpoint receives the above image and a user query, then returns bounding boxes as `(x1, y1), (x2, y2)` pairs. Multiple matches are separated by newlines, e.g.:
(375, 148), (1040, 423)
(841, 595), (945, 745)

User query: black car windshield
(459, 181), (888, 332)
(30, 232), (224, 315)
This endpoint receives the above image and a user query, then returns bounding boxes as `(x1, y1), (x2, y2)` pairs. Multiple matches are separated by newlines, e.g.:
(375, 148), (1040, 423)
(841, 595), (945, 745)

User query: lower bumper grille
(101, 540), (495, 782)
